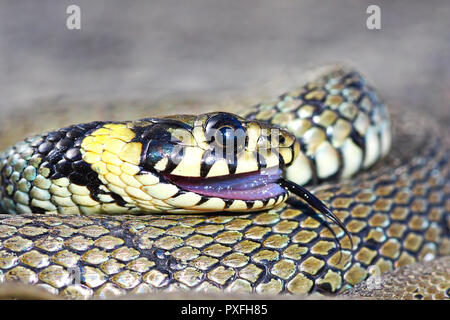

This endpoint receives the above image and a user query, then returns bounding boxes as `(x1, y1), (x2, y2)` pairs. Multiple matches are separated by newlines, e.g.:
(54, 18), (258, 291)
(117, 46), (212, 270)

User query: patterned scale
(242, 68), (391, 186)
(0, 67), (448, 299)
(0, 119), (448, 299)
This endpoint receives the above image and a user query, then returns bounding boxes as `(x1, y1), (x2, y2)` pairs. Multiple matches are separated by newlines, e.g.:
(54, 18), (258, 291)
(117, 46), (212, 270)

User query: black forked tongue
(278, 179), (354, 255)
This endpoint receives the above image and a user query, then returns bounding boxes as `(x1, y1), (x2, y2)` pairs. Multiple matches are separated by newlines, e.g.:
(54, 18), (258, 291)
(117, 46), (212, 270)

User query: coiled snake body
(0, 67), (448, 299)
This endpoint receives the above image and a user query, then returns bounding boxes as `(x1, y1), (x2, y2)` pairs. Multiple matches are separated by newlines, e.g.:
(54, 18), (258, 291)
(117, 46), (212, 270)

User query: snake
(0, 66), (448, 300)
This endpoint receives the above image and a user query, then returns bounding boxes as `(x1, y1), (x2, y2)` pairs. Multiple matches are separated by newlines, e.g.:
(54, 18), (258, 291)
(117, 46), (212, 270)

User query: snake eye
(205, 113), (246, 153)
(205, 113), (243, 132)
(214, 125), (234, 148)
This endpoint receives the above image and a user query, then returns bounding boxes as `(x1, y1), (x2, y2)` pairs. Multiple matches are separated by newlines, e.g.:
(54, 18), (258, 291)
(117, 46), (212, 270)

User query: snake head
(123, 112), (300, 212)
(142, 112), (299, 174)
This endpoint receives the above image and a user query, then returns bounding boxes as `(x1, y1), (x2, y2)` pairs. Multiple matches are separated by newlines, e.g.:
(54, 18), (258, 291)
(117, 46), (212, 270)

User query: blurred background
(0, 0), (449, 147)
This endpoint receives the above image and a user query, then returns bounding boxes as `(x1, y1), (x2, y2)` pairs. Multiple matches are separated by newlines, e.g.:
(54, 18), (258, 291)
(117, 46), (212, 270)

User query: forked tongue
(278, 178), (354, 259)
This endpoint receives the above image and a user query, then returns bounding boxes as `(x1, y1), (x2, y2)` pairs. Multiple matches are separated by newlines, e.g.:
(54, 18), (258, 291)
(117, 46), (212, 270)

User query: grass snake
(0, 66), (448, 299)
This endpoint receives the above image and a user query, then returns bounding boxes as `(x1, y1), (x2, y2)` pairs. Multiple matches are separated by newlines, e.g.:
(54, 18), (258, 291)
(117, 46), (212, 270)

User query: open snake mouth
(163, 166), (286, 201)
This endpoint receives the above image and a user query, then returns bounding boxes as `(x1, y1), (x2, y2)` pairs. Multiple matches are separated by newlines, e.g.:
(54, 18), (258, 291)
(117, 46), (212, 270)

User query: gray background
(0, 0), (449, 127)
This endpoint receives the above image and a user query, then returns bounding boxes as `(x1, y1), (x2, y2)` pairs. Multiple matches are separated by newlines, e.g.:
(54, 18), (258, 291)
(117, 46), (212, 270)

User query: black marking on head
(140, 123), (173, 141)
(205, 113), (244, 133)
(29, 121), (130, 210)
(142, 140), (175, 172)
(55, 159), (73, 177)
(171, 190), (184, 199)
(135, 121), (196, 175)
(226, 152), (238, 175)
(273, 148), (285, 167)
(167, 146), (184, 174)
(223, 199), (234, 209)
(261, 198), (270, 207)
(200, 148), (216, 178)
(142, 118), (193, 130)
(35, 122), (104, 172)
(195, 197), (209, 207)
(256, 152), (268, 169)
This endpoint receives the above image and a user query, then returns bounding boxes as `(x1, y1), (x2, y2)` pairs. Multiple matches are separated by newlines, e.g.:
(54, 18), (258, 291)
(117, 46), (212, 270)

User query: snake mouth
(163, 166), (286, 201)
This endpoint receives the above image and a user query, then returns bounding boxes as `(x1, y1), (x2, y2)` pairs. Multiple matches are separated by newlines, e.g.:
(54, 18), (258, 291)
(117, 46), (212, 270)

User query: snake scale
(0, 66), (448, 300)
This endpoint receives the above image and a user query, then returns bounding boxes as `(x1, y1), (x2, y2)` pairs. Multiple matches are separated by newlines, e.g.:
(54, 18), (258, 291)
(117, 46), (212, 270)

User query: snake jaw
(163, 166), (287, 202)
